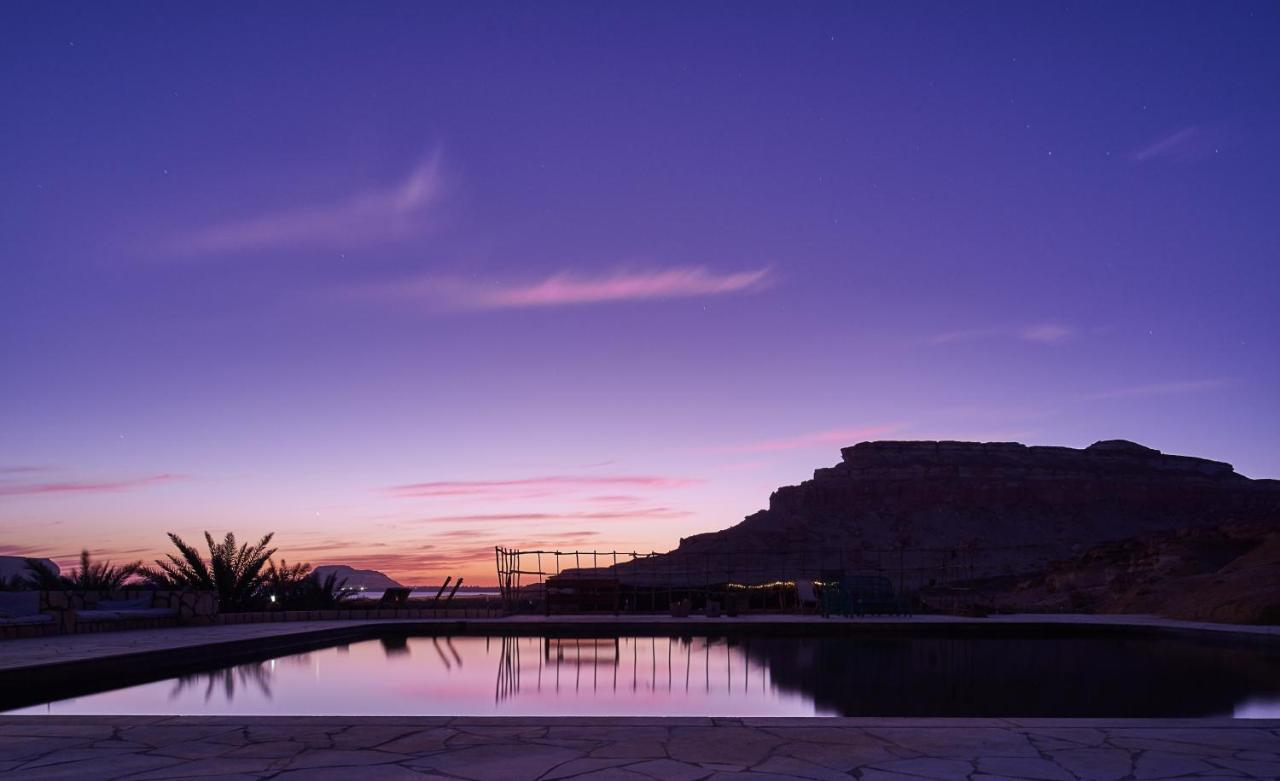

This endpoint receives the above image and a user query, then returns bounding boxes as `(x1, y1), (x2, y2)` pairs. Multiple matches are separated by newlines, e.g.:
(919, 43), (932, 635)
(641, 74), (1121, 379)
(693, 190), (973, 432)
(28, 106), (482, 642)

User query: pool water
(9, 632), (1280, 717)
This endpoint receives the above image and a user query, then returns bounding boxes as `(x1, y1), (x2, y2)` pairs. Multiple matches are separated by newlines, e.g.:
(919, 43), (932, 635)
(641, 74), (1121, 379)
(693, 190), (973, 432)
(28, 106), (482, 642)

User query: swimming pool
(8, 631), (1280, 717)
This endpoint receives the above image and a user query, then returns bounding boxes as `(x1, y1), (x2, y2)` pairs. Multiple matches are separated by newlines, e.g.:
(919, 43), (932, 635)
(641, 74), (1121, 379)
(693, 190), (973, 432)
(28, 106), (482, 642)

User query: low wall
(214, 606), (501, 624)
(0, 590), (220, 638)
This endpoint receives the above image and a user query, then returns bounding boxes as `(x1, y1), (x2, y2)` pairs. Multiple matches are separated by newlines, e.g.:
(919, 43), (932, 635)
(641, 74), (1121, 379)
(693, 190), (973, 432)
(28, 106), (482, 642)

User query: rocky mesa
(668, 439), (1280, 585)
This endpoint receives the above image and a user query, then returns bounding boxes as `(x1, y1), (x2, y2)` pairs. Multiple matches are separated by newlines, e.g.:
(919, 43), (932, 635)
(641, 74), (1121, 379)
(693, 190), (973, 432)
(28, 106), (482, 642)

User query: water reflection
(8, 632), (1280, 717)
(494, 636), (780, 705)
(169, 662), (274, 704)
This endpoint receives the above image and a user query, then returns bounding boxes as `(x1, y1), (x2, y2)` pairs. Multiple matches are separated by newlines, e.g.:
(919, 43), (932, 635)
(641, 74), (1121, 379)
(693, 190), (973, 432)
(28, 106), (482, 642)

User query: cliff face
(996, 522), (1280, 624)
(674, 439), (1280, 580)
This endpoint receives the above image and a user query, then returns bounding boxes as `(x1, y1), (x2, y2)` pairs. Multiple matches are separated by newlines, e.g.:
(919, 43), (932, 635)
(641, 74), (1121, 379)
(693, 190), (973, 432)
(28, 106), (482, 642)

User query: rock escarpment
(672, 439), (1280, 581)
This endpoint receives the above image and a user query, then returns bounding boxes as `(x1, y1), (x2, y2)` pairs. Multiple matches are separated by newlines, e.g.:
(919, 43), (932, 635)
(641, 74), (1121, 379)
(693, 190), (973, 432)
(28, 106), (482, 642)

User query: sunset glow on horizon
(3, 3), (1278, 585)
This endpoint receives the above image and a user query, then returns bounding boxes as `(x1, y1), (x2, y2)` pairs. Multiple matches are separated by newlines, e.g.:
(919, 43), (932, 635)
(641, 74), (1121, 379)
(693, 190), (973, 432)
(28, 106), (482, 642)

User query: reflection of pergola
(495, 635), (770, 704)
(545, 636), (618, 663)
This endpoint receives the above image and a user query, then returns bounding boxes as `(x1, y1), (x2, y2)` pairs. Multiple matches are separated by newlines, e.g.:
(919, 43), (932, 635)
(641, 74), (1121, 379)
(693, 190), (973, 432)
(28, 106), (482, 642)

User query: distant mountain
(312, 564), (402, 590)
(618, 439), (1280, 592)
(0, 555), (58, 584)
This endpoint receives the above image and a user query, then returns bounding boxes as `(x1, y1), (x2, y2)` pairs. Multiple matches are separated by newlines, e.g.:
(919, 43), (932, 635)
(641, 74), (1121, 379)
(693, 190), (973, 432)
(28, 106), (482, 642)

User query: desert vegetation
(1, 532), (352, 612)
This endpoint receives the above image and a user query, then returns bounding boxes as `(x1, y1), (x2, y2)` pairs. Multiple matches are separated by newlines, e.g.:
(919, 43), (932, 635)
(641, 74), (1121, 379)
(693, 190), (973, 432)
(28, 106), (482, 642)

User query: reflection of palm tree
(380, 635), (411, 657)
(169, 661), (274, 703)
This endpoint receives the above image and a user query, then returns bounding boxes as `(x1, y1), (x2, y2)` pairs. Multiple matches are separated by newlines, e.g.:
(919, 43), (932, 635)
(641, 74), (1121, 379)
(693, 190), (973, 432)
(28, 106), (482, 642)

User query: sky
(2, 2), (1278, 585)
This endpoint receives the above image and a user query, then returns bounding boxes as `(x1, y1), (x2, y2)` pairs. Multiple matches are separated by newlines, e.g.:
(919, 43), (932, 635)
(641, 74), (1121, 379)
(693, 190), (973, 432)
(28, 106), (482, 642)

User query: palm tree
(64, 550), (141, 590)
(137, 532), (277, 611)
(301, 570), (355, 609)
(263, 558), (312, 606)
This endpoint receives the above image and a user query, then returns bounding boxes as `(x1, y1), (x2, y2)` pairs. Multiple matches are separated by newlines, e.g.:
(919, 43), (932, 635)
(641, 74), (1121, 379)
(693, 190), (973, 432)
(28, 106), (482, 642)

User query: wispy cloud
(171, 156), (443, 255)
(926, 323), (1076, 346)
(0, 474), (183, 497)
(1131, 126), (1202, 163)
(0, 543), (54, 557)
(353, 266), (772, 311)
(388, 474), (701, 500)
(1131, 125), (1235, 164)
(709, 424), (902, 454)
(0, 466), (52, 475)
(1082, 378), (1233, 401)
(415, 507), (693, 524)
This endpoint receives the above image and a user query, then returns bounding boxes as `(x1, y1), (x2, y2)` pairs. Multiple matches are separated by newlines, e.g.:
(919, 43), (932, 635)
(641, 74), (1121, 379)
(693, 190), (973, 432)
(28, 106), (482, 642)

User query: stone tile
(221, 740), (304, 758)
(148, 740), (236, 759)
(1023, 727), (1109, 747)
(1209, 756), (1280, 777)
(329, 725), (422, 749)
(866, 727), (1038, 759)
(761, 726), (883, 744)
(749, 755), (851, 780)
(1235, 750), (1279, 761)
(628, 757), (713, 781)
(543, 757), (637, 780)
(6, 752), (184, 780)
(975, 756), (1074, 780)
(117, 725), (241, 748)
(1049, 747), (1132, 781)
(705, 774), (812, 781)
(868, 757), (973, 780)
(274, 766), (449, 780)
(283, 748), (411, 769)
(406, 743), (582, 781)
(858, 773), (956, 781)
(244, 726), (335, 748)
(570, 770), (655, 781)
(547, 726), (669, 742)
(535, 737), (606, 750)
(0, 735), (93, 762)
(0, 725), (116, 739)
(119, 756), (280, 778)
(1115, 728), (1280, 754)
(591, 740), (669, 759)
(374, 728), (454, 754)
(1133, 750), (1216, 778)
(2, 716), (1277, 781)
(15, 746), (141, 770)
(667, 726), (781, 764)
(1109, 736), (1237, 758)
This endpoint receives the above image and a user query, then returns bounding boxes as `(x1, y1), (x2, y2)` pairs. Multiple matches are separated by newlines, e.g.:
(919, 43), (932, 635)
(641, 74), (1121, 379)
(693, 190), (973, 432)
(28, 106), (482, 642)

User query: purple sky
(2, 2), (1278, 583)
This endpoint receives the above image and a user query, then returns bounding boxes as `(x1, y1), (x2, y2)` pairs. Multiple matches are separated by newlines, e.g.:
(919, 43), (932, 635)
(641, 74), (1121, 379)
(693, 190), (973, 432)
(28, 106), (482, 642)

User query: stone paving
(0, 716), (1278, 780)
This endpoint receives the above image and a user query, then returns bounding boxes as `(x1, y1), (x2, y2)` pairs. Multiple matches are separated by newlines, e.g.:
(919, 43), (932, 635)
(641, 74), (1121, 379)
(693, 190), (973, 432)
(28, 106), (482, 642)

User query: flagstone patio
(1, 716), (1278, 780)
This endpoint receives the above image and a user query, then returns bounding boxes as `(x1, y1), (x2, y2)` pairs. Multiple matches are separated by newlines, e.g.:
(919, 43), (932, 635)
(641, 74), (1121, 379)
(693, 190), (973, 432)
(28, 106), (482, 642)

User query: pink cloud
(927, 323), (1076, 345)
(0, 473), (184, 497)
(171, 156), (442, 255)
(416, 507), (693, 523)
(355, 266), (771, 310)
(388, 474), (702, 499)
(710, 425), (902, 454)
